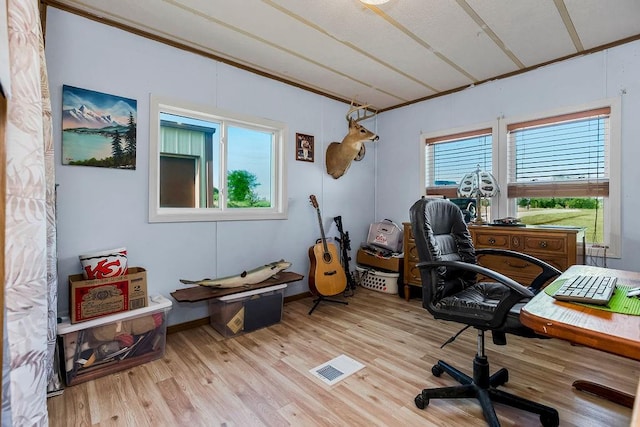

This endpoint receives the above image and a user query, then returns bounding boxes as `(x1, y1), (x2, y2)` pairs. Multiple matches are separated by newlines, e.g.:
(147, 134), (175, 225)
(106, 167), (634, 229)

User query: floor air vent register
(309, 354), (365, 386)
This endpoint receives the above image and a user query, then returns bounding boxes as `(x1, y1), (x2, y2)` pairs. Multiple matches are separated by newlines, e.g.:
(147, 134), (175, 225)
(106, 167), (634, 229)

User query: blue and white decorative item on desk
(457, 164), (500, 225)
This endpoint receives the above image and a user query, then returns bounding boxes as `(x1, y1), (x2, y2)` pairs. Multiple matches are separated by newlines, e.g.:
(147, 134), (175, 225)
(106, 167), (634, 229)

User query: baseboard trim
(284, 291), (312, 303)
(166, 291), (312, 335)
(167, 317), (210, 334)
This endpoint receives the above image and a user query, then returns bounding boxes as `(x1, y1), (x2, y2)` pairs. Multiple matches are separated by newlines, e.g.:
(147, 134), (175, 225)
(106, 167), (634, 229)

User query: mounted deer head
(325, 103), (379, 179)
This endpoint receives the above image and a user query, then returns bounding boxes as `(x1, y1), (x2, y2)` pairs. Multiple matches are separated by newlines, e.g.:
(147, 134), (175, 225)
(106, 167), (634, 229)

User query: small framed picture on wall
(296, 133), (314, 162)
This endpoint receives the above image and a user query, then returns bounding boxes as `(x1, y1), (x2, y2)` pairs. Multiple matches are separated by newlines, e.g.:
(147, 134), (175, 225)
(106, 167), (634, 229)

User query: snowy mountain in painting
(62, 104), (121, 129)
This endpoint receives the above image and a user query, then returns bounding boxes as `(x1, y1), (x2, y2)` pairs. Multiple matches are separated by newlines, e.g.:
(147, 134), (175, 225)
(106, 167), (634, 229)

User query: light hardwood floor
(47, 288), (638, 426)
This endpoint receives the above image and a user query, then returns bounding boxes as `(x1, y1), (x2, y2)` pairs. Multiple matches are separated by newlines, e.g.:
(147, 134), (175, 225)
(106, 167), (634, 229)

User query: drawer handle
(488, 238), (496, 244)
(539, 241), (548, 248)
(505, 261), (530, 269)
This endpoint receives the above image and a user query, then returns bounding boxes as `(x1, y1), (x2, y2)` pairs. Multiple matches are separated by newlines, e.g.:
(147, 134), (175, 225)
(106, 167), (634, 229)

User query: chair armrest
(475, 248), (562, 291)
(416, 260), (534, 329)
(416, 260), (534, 297)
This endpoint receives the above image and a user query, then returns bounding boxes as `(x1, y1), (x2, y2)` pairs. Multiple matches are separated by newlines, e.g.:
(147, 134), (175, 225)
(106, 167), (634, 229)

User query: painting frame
(296, 133), (314, 162)
(62, 85), (137, 170)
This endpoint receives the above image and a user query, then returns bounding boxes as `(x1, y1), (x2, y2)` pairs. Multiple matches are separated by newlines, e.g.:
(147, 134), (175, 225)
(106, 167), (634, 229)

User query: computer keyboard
(552, 275), (617, 305)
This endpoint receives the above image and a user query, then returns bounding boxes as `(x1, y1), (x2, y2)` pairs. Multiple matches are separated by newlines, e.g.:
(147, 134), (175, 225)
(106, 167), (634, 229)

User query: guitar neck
(316, 208), (330, 254)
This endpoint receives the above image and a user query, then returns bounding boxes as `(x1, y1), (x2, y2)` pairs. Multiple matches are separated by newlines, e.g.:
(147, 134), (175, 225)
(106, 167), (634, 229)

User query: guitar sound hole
(323, 253), (332, 263)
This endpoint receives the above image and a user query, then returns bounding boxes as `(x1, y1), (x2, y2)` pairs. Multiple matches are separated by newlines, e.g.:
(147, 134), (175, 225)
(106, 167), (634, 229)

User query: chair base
(415, 357), (559, 427)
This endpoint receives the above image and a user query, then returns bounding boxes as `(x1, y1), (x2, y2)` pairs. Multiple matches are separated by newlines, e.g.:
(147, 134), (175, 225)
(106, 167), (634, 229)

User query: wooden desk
(521, 265), (640, 407)
(402, 222), (585, 301)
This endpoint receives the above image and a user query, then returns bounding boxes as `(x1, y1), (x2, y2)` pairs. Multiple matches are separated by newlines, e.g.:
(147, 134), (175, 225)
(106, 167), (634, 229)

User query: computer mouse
(626, 288), (640, 297)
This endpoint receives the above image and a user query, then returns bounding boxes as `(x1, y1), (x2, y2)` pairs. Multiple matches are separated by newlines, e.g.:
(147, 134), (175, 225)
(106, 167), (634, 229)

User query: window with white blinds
(425, 128), (492, 198)
(419, 100), (619, 255)
(505, 106), (617, 249)
(507, 107), (610, 198)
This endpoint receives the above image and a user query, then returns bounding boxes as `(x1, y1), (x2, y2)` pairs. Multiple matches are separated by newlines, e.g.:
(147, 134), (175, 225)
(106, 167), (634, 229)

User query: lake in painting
(62, 131), (112, 163)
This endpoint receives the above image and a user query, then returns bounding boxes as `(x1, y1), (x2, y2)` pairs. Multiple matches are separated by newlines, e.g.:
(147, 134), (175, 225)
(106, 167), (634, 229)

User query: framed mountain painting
(62, 85), (137, 169)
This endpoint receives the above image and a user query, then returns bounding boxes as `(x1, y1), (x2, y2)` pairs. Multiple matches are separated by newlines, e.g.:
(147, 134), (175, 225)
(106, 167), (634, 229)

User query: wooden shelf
(171, 271), (304, 303)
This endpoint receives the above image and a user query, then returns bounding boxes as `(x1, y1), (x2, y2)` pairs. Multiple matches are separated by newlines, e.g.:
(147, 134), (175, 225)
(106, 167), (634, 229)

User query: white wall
(47, 9), (640, 327)
(374, 39), (640, 271)
(45, 9), (380, 326)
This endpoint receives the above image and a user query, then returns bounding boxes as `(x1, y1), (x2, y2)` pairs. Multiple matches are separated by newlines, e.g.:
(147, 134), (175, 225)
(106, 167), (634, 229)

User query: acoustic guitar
(308, 195), (347, 297)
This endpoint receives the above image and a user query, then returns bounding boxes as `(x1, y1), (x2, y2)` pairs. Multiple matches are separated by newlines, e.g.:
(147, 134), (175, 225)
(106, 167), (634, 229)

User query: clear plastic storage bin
(57, 295), (171, 386)
(208, 284), (286, 338)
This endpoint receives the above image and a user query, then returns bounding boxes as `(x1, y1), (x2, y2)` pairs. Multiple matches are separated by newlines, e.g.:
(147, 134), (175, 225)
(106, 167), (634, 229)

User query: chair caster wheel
(431, 364), (444, 377)
(414, 394), (429, 410)
(540, 411), (559, 427)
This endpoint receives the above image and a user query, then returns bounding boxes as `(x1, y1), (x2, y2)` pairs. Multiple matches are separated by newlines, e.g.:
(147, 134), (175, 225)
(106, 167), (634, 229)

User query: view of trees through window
(225, 125), (273, 208)
(159, 113), (273, 209)
(226, 170), (270, 208)
(516, 197), (604, 244)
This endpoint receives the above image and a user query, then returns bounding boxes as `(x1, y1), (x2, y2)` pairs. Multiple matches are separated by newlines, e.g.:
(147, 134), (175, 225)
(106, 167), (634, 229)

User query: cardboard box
(69, 267), (148, 324)
(208, 284), (286, 338)
(58, 295), (171, 386)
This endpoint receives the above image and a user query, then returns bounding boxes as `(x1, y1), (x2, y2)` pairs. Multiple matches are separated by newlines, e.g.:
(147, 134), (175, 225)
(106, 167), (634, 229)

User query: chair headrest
(410, 198), (475, 263)
(411, 198), (467, 236)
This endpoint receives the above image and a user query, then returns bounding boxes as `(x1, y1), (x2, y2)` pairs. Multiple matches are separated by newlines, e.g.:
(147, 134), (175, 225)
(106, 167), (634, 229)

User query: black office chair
(409, 198), (561, 427)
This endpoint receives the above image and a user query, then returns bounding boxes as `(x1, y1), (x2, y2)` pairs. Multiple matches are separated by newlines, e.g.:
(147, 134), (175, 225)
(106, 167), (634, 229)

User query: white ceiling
(44, 0), (640, 111)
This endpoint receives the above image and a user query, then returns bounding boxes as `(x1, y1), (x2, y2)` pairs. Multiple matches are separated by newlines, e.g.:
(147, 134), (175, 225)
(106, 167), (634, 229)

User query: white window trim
(149, 95), (288, 222)
(497, 97), (621, 258)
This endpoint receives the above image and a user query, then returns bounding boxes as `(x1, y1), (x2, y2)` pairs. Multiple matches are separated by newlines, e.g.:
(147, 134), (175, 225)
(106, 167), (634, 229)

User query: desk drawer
(535, 255), (567, 273)
(473, 232), (511, 249)
(471, 226), (577, 287)
(522, 234), (566, 254)
(476, 253), (541, 285)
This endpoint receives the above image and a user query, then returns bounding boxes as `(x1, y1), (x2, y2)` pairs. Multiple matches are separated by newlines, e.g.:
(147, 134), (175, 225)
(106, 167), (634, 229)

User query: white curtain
(3, 0), (57, 425)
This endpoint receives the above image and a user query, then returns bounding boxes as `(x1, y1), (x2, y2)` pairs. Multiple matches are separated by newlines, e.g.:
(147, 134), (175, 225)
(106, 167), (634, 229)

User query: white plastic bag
(367, 219), (403, 252)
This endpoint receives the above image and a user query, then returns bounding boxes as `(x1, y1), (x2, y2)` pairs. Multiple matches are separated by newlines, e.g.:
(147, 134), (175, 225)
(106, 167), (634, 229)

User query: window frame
(420, 121), (498, 199)
(149, 95), (288, 222)
(420, 98), (621, 258)
(496, 98), (621, 257)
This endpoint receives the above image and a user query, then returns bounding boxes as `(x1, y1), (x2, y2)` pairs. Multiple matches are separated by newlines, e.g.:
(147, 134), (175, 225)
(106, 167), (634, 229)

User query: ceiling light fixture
(360, 0), (390, 5)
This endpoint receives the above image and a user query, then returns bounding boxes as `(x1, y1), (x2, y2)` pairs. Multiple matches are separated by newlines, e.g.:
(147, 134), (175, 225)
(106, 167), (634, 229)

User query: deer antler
(345, 100), (377, 123)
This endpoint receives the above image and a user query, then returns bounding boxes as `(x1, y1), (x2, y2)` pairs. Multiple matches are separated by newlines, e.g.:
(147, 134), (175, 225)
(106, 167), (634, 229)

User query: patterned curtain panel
(4, 0), (58, 424)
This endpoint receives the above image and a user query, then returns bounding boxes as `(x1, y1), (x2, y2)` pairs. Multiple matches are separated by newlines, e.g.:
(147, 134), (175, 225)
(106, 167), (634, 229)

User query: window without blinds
(507, 108), (610, 198)
(425, 128), (492, 198)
